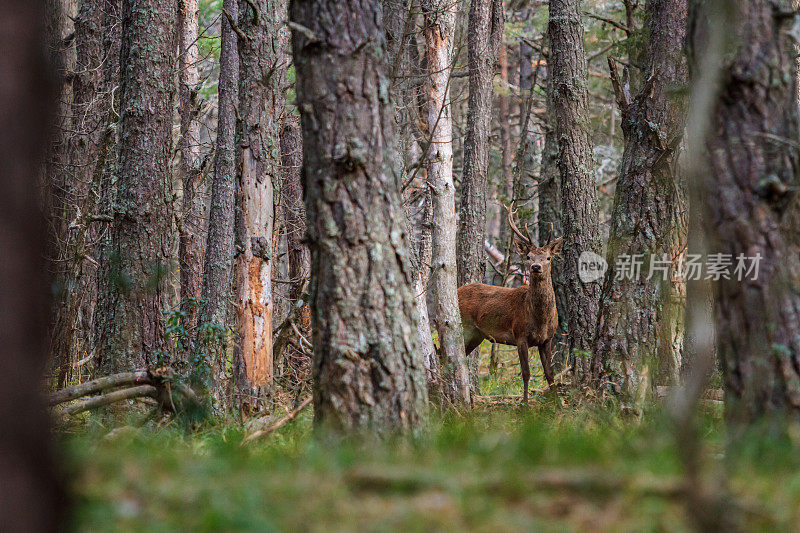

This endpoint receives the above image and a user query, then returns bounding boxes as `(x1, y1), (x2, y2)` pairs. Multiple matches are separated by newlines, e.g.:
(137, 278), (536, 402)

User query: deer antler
(503, 201), (532, 247)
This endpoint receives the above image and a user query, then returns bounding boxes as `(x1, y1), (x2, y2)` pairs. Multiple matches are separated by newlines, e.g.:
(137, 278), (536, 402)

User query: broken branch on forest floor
(242, 396), (312, 444)
(55, 385), (158, 417)
(49, 371), (151, 405)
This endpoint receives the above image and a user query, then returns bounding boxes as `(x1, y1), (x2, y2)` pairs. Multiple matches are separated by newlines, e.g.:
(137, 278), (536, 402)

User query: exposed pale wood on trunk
(234, 0), (287, 392)
(421, 0), (471, 405)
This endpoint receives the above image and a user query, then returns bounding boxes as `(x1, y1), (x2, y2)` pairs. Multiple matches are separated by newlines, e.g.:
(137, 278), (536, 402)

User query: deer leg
(539, 339), (556, 387)
(518, 341), (530, 405)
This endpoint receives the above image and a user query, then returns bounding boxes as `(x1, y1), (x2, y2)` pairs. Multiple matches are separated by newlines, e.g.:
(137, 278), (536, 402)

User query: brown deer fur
(458, 206), (562, 404)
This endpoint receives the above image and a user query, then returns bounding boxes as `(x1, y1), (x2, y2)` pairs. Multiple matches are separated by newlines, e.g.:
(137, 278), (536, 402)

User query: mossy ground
(63, 343), (800, 531)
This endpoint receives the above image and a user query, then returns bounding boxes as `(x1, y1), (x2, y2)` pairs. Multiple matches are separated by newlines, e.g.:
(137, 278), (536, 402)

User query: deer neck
(526, 271), (555, 323)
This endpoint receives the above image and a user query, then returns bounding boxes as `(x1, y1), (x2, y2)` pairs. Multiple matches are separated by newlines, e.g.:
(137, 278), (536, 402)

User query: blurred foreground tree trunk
(178, 0), (205, 357)
(291, 0), (428, 433)
(696, 0), (800, 432)
(595, 0), (688, 396)
(421, 0), (472, 405)
(198, 0), (238, 404)
(95, 0), (175, 374)
(548, 0), (602, 382)
(0, 0), (66, 526)
(233, 0), (287, 404)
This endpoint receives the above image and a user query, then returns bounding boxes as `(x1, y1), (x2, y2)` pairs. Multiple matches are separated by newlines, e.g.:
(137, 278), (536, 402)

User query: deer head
(504, 202), (563, 278)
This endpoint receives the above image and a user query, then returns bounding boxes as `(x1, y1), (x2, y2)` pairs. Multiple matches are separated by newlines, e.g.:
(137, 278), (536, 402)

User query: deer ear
(549, 237), (563, 255)
(515, 239), (529, 256)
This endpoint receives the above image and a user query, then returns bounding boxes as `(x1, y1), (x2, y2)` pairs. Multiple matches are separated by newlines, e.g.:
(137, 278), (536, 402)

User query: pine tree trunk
(458, 0), (502, 288)
(50, 0), (119, 384)
(384, 0), (439, 387)
(697, 0), (800, 430)
(536, 54), (569, 367)
(422, 0), (472, 405)
(595, 0), (688, 395)
(291, 0), (428, 432)
(96, 0), (176, 374)
(279, 118), (311, 387)
(0, 0), (66, 526)
(548, 0), (602, 381)
(198, 0), (238, 405)
(178, 0), (205, 355)
(234, 0), (287, 396)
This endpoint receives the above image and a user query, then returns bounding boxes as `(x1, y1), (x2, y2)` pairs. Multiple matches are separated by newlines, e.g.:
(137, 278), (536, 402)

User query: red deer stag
(458, 203), (562, 404)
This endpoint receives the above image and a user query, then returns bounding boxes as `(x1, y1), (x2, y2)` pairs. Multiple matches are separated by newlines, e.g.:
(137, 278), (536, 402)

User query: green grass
(61, 351), (800, 531)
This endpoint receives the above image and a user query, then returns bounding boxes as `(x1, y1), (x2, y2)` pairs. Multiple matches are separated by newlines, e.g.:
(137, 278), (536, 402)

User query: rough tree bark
(595, 0), (688, 395)
(291, 0), (429, 432)
(95, 0), (176, 374)
(696, 0), (800, 430)
(548, 0), (602, 381)
(198, 0), (238, 400)
(537, 52), (569, 367)
(233, 0), (287, 395)
(279, 118), (311, 386)
(384, 0), (439, 386)
(50, 0), (119, 384)
(178, 0), (205, 354)
(457, 0), (503, 288)
(0, 0), (66, 527)
(421, 0), (472, 404)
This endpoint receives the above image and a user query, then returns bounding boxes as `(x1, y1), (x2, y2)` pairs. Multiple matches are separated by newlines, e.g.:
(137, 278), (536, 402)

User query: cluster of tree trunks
(35, 0), (800, 446)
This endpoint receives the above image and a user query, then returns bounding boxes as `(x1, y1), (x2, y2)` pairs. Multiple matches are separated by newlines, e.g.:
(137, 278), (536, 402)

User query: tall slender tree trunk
(537, 53), (569, 367)
(96, 0), (176, 374)
(51, 0), (119, 384)
(695, 0), (800, 431)
(279, 118), (311, 388)
(0, 0), (66, 526)
(595, 0), (688, 396)
(178, 0), (205, 355)
(458, 0), (502, 288)
(233, 0), (286, 398)
(291, 0), (428, 433)
(384, 0), (439, 388)
(548, 0), (602, 382)
(422, 0), (471, 405)
(413, 185), (439, 384)
(199, 0), (237, 401)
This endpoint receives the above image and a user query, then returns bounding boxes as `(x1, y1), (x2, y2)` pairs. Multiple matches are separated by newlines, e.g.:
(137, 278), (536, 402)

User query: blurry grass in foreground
(62, 347), (800, 531)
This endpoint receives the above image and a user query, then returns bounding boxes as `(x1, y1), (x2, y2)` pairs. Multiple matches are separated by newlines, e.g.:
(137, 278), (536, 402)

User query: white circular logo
(578, 251), (607, 283)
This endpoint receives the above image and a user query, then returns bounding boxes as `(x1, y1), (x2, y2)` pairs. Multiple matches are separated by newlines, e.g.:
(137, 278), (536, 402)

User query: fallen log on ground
(50, 367), (200, 419)
(56, 385), (159, 417)
(49, 371), (151, 405)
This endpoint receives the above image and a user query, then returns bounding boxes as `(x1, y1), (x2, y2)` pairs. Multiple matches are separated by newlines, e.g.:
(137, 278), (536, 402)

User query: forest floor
(63, 344), (800, 531)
